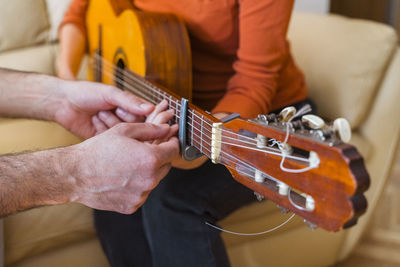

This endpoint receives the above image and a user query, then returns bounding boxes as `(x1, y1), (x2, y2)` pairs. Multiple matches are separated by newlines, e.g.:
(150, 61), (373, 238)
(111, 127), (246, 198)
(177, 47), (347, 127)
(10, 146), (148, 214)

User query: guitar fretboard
(94, 55), (216, 158)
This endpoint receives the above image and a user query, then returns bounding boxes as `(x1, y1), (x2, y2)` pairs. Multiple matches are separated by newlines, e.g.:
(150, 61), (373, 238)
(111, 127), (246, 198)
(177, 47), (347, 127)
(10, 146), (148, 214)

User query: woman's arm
(58, 0), (89, 80)
(58, 24), (86, 80)
(212, 0), (296, 118)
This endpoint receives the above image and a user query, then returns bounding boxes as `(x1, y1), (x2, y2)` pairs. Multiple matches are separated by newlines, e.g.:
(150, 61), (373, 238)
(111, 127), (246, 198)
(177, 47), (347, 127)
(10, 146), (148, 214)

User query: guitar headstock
(217, 108), (369, 232)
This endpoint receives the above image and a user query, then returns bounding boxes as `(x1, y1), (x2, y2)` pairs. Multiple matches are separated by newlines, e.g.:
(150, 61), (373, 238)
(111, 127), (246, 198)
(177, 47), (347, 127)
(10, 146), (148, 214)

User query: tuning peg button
(254, 192), (264, 201)
(277, 205), (290, 214)
(301, 114), (325, 129)
(277, 182), (289, 196)
(304, 220), (318, 230)
(279, 106), (296, 122)
(333, 118), (351, 143)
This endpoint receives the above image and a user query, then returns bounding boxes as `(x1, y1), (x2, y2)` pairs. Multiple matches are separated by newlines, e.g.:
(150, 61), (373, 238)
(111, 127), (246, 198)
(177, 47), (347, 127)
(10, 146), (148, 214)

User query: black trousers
(94, 99), (315, 267)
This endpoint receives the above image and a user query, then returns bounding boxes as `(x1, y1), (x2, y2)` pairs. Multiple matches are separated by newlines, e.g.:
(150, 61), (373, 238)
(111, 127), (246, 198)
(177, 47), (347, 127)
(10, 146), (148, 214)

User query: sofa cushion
(0, 119), (81, 154)
(10, 238), (108, 267)
(0, 0), (50, 53)
(45, 0), (73, 41)
(288, 13), (398, 128)
(4, 204), (96, 265)
(0, 44), (58, 75)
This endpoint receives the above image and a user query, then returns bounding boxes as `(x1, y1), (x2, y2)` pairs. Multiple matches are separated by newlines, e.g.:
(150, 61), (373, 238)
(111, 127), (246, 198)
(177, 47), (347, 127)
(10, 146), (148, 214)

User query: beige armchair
(0, 2), (399, 266)
(223, 13), (400, 267)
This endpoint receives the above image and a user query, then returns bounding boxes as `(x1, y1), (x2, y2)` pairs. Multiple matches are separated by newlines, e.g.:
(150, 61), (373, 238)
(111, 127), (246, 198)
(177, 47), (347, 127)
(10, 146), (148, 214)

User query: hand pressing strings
(94, 99), (178, 145)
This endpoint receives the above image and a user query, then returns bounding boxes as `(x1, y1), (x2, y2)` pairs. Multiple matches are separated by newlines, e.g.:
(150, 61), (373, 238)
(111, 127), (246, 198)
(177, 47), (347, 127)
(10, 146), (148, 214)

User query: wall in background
(331, 0), (400, 41)
(294, 0), (330, 14)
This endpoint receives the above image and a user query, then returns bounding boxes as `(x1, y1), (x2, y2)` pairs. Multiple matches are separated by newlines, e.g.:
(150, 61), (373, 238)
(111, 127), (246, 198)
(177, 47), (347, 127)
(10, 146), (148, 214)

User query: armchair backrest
(288, 12), (398, 128)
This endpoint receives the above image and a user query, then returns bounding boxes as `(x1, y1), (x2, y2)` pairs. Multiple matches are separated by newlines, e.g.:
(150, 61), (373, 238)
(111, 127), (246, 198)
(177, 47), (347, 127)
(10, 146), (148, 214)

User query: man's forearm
(0, 68), (62, 121)
(0, 148), (74, 217)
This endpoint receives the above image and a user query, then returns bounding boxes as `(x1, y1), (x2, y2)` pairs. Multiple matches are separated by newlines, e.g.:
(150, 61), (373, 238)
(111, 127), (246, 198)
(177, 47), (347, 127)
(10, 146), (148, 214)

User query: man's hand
(54, 80), (154, 138)
(0, 69), (154, 139)
(0, 123), (179, 217)
(68, 123), (179, 213)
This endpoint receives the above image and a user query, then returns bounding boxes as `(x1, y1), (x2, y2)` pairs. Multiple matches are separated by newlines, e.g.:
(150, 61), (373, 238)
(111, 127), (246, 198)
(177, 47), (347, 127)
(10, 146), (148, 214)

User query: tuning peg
(305, 195), (315, 211)
(301, 114), (325, 130)
(258, 113), (278, 124)
(277, 182), (289, 196)
(333, 118), (351, 143)
(254, 192), (265, 201)
(279, 106), (296, 122)
(256, 134), (267, 148)
(277, 205), (290, 214)
(304, 220), (318, 230)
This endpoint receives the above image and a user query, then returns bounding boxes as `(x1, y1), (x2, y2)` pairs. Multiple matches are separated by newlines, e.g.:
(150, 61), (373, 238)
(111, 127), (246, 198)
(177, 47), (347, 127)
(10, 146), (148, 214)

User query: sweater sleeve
(212, 0), (295, 118)
(59, 0), (90, 36)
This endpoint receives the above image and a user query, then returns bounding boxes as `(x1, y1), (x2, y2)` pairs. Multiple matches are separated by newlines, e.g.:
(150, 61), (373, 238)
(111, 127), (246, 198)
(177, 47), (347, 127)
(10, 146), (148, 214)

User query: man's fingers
(155, 163), (172, 182)
(155, 136), (180, 165)
(104, 86), (154, 116)
(116, 123), (171, 141)
(115, 108), (144, 123)
(92, 115), (108, 135)
(98, 110), (122, 128)
(168, 124), (179, 138)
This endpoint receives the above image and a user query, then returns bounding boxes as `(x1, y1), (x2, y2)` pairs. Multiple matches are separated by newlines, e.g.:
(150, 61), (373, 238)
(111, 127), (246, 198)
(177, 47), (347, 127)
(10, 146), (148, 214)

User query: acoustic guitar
(86, 0), (369, 232)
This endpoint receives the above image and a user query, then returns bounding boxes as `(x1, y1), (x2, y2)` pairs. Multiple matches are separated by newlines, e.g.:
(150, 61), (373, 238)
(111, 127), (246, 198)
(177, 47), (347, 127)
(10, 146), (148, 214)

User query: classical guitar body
(86, 0), (370, 232)
(86, 0), (192, 100)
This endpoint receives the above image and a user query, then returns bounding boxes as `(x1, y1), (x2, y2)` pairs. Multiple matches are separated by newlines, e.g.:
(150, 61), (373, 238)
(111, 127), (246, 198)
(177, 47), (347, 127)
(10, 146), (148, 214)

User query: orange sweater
(61, 0), (307, 118)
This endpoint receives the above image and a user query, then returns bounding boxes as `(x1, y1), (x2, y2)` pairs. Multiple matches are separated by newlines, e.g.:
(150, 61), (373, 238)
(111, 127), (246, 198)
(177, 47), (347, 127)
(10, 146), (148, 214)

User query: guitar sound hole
(114, 58), (125, 90)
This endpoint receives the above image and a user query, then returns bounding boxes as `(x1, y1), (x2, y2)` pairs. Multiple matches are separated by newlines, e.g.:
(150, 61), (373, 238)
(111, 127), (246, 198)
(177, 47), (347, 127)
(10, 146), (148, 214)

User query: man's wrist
(0, 147), (79, 217)
(0, 69), (65, 121)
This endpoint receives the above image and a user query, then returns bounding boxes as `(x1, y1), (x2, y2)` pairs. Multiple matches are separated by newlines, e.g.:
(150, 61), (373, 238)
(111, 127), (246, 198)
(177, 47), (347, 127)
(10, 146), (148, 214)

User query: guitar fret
(200, 115), (204, 153)
(191, 110), (194, 147)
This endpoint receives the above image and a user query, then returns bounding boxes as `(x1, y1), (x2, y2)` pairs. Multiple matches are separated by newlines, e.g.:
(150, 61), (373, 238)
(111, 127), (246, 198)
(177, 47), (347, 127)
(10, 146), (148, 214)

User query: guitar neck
(114, 66), (218, 159)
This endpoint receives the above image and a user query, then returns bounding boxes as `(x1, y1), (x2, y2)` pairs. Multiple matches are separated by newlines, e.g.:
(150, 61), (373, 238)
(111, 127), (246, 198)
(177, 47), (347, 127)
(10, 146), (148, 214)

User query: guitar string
(94, 59), (266, 144)
(94, 61), (217, 129)
(175, 139), (297, 235)
(186, 126), (310, 164)
(93, 59), (317, 169)
(96, 63), (270, 145)
(205, 213), (295, 236)
(95, 58), (306, 234)
(98, 60), (306, 161)
(98, 59), (305, 193)
(100, 67), (312, 164)
(98, 62), (288, 149)
(95, 57), (242, 133)
(205, 153), (296, 235)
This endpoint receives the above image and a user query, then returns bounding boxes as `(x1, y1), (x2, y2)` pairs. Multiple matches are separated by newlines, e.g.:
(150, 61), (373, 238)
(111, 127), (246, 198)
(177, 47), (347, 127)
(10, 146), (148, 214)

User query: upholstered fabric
(0, 119), (80, 154)
(4, 204), (94, 266)
(287, 13), (398, 128)
(0, 45), (58, 75)
(10, 239), (107, 267)
(337, 48), (400, 260)
(0, 0), (50, 53)
(44, 0), (72, 41)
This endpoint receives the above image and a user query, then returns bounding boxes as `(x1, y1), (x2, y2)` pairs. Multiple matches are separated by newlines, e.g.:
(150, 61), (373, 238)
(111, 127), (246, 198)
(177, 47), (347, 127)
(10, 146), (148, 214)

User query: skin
(58, 23), (229, 169)
(0, 68), (179, 217)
